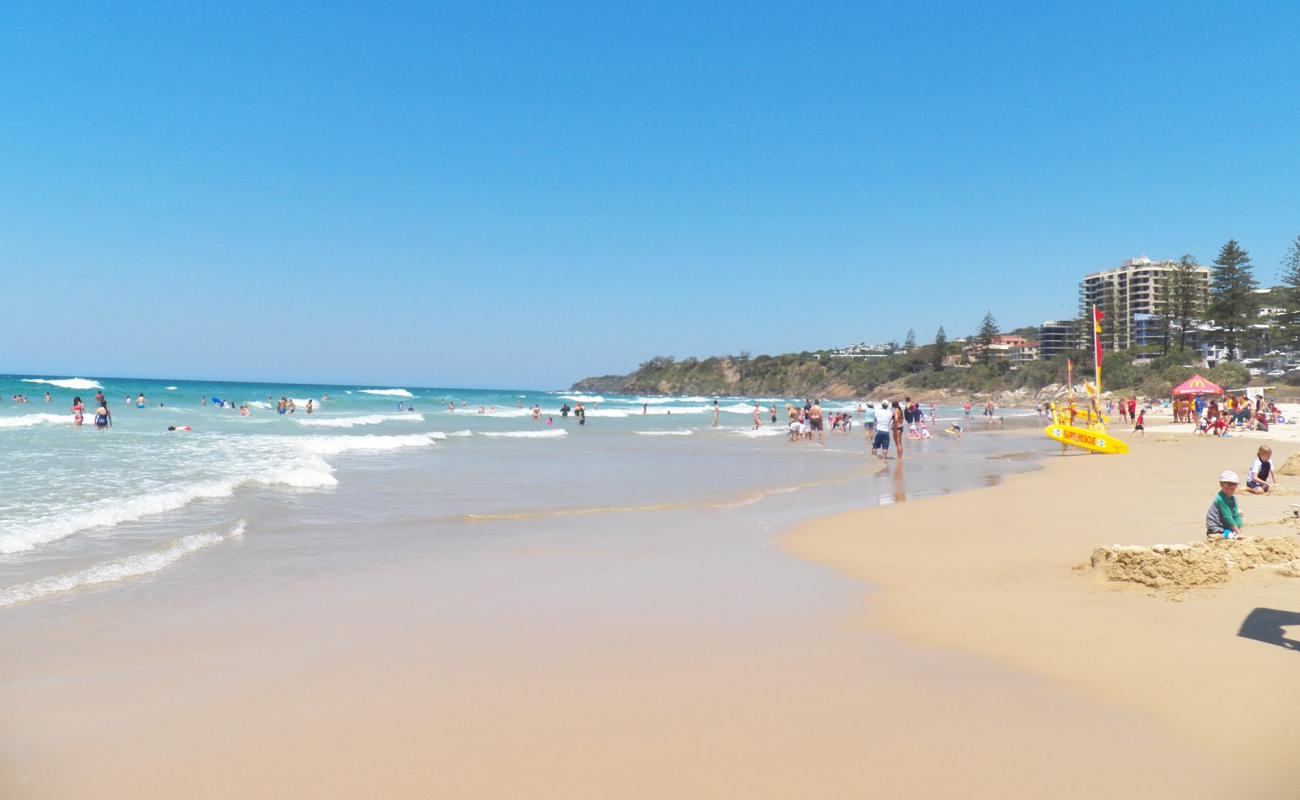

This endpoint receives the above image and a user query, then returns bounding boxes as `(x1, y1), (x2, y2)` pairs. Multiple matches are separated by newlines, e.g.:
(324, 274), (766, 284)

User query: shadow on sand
(1237, 608), (1300, 652)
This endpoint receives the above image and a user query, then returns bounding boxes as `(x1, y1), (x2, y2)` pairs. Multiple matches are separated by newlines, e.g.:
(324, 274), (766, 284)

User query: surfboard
(1043, 424), (1129, 455)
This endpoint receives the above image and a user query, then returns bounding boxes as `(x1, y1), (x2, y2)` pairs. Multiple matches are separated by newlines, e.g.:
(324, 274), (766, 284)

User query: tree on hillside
(976, 312), (999, 364)
(1169, 254), (1203, 353)
(931, 326), (948, 371)
(904, 329), (916, 352)
(1207, 239), (1258, 360)
(1279, 236), (1300, 350)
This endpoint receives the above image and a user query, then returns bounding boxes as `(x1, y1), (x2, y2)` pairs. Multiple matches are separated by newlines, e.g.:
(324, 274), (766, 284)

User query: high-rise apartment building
(1078, 257), (1210, 351)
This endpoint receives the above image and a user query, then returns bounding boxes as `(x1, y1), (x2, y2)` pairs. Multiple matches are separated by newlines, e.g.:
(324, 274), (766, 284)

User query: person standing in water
(891, 400), (905, 459)
(769, 404), (777, 425)
(306, 398), (314, 414)
(94, 398), (111, 430)
(712, 400), (720, 429)
(808, 399), (824, 444)
(71, 396), (85, 427)
(752, 403), (761, 430)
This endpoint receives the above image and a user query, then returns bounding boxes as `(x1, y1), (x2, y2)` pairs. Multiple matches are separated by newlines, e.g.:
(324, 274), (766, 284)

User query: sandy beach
(786, 417), (1300, 790)
(0, 414), (1292, 798)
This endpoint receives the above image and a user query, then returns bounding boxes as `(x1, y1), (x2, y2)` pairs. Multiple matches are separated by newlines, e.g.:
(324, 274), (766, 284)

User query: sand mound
(1279, 453), (1300, 476)
(1088, 536), (1300, 590)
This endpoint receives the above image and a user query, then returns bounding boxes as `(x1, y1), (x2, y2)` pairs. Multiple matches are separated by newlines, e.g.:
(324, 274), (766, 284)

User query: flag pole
(1093, 304), (1103, 428)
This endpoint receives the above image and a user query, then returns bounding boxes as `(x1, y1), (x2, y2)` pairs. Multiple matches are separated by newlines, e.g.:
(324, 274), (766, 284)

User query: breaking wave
(296, 413), (424, 429)
(0, 413), (69, 429)
(21, 378), (102, 390)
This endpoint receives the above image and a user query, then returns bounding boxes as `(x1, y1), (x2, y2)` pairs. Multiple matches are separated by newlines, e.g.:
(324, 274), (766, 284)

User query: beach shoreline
(2, 408), (1293, 797)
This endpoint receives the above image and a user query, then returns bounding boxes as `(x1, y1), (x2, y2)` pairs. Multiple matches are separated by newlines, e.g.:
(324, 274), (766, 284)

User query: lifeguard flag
(1093, 308), (1105, 367)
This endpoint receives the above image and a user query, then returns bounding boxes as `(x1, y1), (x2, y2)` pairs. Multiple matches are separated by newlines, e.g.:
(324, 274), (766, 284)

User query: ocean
(0, 373), (1046, 614)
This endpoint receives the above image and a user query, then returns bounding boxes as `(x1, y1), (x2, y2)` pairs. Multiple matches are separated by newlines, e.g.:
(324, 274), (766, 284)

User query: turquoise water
(0, 372), (1043, 610)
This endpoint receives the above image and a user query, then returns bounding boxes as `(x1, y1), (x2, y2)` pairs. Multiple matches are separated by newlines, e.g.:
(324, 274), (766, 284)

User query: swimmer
(306, 398), (314, 414)
(167, 425), (192, 432)
(946, 422), (963, 438)
(240, 405), (250, 417)
(71, 396), (85, 427)
(136, 393), (146, 409)
(94, 400), (111, 430)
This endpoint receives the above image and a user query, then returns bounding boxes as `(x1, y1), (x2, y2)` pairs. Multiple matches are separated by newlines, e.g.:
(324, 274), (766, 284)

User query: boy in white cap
(1205, 470), (1244, 539)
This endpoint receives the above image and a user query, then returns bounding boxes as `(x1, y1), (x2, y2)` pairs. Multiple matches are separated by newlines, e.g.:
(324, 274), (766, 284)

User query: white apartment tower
(1078, 257), (1210, 351)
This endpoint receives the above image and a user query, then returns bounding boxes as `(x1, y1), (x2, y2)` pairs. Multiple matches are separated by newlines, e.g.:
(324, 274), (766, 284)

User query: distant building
(1079, 257), (1210, 351)
(1038, 319), (1080, 360)
(829, 342), (893, 359)
(965, 334), (1039, 365)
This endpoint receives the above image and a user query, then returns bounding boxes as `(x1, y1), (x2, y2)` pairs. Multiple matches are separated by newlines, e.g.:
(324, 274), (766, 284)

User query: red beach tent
(1171, 374), (1223, 397)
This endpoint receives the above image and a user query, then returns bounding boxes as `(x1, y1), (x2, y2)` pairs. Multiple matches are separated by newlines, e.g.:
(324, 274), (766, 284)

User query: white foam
(632, 396), (712, 404)
(735, 427), (787, 437)
(21, 377), (103, 390)
(0, 413), (69, 429)
(0, 521), (246, 608)
(635, 429), (694, 436)
(479, 430), (568, 439)
(426, 430), (472, 439)
(584, 409), (629, 418)
(359, 388), (415, 398)
(561, 394), (604, 403)
(165, 386), (178, 391)
(0, 433), (442, 554)
(295, 433), (440, 455)
(295, 413), (424, 429)
(247, 401), (273, 410)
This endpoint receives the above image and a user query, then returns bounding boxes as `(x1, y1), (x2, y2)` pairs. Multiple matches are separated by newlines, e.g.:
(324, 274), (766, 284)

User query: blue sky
(2, 2), (1297, 388)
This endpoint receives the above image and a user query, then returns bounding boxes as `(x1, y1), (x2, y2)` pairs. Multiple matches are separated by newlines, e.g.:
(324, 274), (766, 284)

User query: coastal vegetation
(572, 349), (1251, 401)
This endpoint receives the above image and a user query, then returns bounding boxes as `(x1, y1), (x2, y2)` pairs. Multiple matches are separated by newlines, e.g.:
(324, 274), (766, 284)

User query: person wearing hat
(1206, 470), (1244, 539)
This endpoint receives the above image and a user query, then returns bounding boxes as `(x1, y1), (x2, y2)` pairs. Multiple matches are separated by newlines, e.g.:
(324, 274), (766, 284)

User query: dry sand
(784, 418), (1300, 790)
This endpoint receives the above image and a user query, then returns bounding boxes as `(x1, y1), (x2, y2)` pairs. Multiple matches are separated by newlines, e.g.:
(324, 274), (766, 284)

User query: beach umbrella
(1171, 374), (1223, 397)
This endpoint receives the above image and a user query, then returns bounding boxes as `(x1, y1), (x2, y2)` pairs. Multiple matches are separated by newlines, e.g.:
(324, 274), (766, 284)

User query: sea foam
(21, 377), (103, 390)
(296, 413), (424, 428)
(359, 388), (415, 398)
(0, 433), (439, 554)
(0, 520), (247, 608)
(0, 413), (69, 429)
(479, 430), (568, 439)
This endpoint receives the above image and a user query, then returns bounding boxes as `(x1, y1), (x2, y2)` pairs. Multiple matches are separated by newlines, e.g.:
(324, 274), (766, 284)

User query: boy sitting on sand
(1205, 470), (1244, 539)
(1246, 446), (1278, 494)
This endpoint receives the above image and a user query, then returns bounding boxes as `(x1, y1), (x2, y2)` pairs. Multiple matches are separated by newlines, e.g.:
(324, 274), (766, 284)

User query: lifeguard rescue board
(1043, 424), (1129, 455)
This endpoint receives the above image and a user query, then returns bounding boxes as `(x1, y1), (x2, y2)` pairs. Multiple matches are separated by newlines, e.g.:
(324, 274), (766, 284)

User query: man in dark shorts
(809, 400), (824, 443)
(871, 402), (891, 458)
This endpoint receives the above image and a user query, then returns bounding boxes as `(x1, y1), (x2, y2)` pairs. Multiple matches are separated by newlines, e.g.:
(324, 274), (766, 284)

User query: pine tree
(931, 326), (948, 371)
(976, 312), (999, 364)
(904, 329), (916, 352)
(1208, 240), (1258, 360)
(1170, 254), (1203, 353)
(1279, 236), (1300, 350)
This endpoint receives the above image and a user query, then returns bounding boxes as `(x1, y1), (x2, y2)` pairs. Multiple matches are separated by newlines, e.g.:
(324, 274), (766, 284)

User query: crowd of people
(1180, 394), (1285, 435)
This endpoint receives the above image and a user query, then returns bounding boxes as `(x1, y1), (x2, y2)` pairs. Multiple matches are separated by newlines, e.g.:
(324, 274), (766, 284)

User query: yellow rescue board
(1043, 424), (1129, 454)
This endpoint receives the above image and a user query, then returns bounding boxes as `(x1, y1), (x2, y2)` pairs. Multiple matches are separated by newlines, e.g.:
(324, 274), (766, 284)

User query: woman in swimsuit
(72, 396), (85, 427)
(94, 400), (111, 430)
(891, 400), (905, 459)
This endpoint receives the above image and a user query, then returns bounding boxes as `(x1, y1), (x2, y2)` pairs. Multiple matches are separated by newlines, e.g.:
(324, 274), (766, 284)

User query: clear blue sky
(3, 2), (1297, 388)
